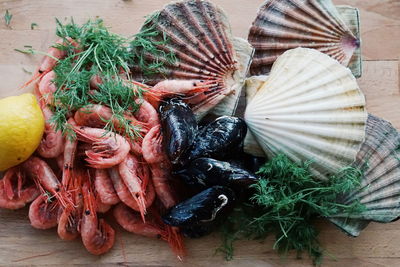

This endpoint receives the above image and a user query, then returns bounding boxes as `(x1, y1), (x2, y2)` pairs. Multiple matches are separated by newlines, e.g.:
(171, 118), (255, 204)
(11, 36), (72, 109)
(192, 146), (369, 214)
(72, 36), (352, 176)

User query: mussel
(163, 186), (236, 227)
(159, 98), (197, 165)
(188, 116), (247, 160)
(175, 158), (258, 190)
(180, 223), (214, 238)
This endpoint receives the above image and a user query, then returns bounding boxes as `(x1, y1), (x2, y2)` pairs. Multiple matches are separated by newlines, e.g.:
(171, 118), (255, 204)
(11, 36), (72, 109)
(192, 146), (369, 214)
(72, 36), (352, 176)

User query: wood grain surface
(0, 0), (399, 266)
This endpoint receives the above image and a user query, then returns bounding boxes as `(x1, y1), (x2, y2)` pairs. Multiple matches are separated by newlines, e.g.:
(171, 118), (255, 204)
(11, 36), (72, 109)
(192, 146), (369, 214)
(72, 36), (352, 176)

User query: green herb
(218, 154), (365, 265)
(4, 10), (12, 26)
(14, 47), (59, 61)
(31, 22), (38, 29)
(45, 18), (165, 139)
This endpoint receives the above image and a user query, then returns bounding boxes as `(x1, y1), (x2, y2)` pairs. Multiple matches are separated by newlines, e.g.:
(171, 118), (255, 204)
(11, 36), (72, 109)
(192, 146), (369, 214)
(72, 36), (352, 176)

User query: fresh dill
(218, 154), (365, 265)
(4, 10), (12, 26)
(31, 22), (38, 30)
(40, 18), (167, 140)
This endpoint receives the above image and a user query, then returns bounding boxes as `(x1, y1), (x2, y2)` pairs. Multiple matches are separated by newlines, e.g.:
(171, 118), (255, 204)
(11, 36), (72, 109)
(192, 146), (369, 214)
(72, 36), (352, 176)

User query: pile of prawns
(0, 37), (214, 257)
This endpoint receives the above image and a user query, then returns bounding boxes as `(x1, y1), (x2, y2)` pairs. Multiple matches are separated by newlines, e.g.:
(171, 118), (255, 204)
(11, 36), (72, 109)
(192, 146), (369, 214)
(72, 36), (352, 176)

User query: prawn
(29, 195), (59, 229)
(56, 154), (64, 171)
(142, 126), (178, 209)
(95, 197), (112, 213)
(73, 126), (130, 169)
(94, 169), (119, 205)
(36, 104), (64, 158)
(129, 138), (143, 156)
(114, 203), (185, 259)
(62, 118), (78, 188)
(134, 99), (160, 128)
(39, 37), (79, 74)
(113, 203), (164, 238)
(89, 74), (102, 89)
(81, 178), (115, 255)
(38, 71), (57, 106)
(22, 156), (71, 208)
(74, 104), (147, 134)
(118, 154), (152, 221)
(21, 37), (79, 89)
(133, 79), (216, 109)
(57, 168), (83, 241)
(108, 167), (155, 214)
(0, 167), (39, 210)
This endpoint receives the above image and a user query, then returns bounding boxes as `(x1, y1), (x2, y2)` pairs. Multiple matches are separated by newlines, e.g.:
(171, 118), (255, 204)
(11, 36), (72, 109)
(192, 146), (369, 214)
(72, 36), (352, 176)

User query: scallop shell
(328, 114), (400, 236)
(248, 0), (361, 77)
(336, 5), (362, 78)
(131, 0), (253, 120)
(244, 47), (367, 180)
(243, 75), (268, 157)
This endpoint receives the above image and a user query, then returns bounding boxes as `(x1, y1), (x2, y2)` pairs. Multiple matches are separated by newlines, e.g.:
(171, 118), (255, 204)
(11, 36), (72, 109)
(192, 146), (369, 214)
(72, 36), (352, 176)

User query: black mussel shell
(163, 186), (236, 227)
(159, 98), (197, 165)
(180, 223), (214, 238)
(174, 158), (258, 189)
(188, 116), (247, 160)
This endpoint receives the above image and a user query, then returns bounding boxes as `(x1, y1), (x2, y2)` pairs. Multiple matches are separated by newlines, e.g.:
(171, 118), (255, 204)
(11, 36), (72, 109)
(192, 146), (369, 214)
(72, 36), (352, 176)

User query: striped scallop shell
(131, 0), (253, 120)
(329, 114), (400, 236)
(248, 0), (360, 77)
(244, 47), (367, 180)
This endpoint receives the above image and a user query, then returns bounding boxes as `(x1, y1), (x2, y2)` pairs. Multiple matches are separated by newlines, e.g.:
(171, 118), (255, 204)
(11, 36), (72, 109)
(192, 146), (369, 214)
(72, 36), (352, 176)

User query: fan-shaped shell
(243, 75), (268, 157)
(131, 0), (253, 120)
(329, 114), (400, 236)
(248, 0), (361, 77)
(244, 47), (367, 180)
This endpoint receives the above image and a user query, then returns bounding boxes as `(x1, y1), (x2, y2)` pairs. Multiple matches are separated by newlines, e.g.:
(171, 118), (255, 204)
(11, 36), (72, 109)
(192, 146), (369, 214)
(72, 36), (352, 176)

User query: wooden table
(0, 0), (399, 266)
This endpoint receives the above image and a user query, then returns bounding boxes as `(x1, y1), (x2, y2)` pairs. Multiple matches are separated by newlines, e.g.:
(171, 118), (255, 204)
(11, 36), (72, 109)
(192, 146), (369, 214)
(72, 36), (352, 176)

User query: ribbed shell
(243, 75), (268, 157)
(329, 114), (400, 236)
(131, 0), (253, 119)
(244, 47), (367, 180)
(248, 0), (360, 77)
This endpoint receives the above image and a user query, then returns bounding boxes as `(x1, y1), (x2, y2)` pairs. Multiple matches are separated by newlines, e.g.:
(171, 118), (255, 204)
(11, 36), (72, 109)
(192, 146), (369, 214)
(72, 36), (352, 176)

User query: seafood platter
(0, 0), (399, 265)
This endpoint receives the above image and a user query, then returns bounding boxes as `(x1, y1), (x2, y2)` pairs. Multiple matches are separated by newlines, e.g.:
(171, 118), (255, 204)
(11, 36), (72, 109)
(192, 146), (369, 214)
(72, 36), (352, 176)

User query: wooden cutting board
(0, 0), (399, 266)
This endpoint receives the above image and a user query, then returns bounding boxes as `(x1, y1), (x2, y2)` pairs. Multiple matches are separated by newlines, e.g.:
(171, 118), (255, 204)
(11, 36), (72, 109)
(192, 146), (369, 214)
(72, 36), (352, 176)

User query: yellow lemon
(0, 93), (45, 171)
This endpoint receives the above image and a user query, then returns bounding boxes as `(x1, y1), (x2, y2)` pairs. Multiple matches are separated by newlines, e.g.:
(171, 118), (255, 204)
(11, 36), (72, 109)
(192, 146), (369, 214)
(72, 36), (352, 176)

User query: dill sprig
(218, 154), (365, 265)
(4, 10), (12, 26)
(45, 18), (158, 139)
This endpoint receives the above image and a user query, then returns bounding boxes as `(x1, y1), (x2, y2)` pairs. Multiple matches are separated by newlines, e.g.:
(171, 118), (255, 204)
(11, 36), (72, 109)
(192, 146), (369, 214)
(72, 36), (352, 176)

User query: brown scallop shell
(131, 0), (253, 120)
(329, 114), (400, 236)
(248, 0), (360, 77)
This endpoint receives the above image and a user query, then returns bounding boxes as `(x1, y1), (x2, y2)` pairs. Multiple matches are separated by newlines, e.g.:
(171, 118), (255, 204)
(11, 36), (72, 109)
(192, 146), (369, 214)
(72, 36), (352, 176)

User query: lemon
(0, 93), (45, 171)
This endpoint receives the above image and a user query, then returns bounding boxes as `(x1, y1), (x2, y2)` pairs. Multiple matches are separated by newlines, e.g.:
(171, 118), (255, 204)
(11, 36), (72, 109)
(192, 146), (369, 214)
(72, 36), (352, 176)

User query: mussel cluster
(159, 98), (264, 238)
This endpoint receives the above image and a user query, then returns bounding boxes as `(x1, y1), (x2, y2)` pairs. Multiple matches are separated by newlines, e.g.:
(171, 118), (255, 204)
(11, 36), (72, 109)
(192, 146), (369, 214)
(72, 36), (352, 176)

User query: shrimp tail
(133, 192), (147, 223)
(164, 226), (186, 260)
(85, 151), (109, 169)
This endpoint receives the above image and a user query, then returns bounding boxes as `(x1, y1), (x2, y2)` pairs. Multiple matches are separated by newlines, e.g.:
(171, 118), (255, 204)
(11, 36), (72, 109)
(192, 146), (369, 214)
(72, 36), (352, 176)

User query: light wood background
(0, 0), (399, 266)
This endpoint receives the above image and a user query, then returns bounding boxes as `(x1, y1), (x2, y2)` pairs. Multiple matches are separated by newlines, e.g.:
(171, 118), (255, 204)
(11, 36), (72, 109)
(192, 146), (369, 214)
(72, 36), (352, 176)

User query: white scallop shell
(329, 114), (400, 236)
(244, 47), (367, 180)
(248, 0), (361, 77)
(243, 75), (268, 157)
(131, 0), (253, 120)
